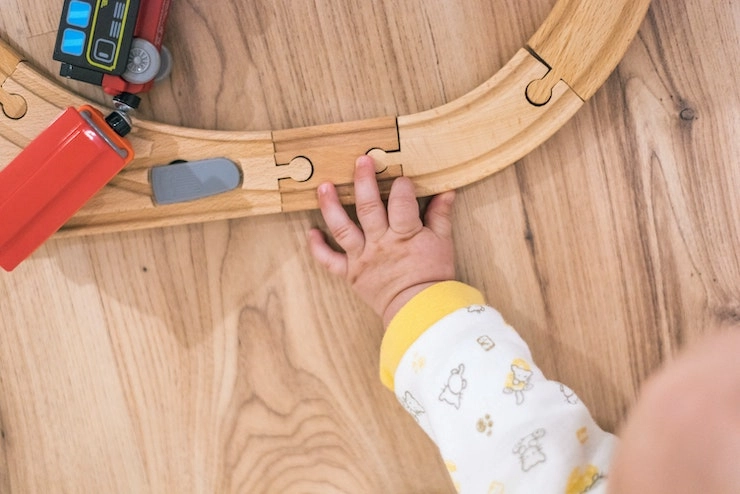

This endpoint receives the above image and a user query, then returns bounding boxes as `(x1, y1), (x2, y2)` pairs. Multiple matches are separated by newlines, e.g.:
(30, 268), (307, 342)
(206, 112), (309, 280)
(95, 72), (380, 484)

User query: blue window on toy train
(66, 1), (92, 28)
(60, 28), (86, 56)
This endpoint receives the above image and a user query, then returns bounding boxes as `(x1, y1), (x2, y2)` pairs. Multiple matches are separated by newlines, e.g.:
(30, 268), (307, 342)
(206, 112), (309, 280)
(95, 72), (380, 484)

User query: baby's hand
(308, 155), (456, 327)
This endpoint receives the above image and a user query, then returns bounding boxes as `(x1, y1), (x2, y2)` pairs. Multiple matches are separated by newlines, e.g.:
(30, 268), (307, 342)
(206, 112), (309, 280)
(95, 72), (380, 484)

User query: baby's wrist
(382, 281), (446, 328)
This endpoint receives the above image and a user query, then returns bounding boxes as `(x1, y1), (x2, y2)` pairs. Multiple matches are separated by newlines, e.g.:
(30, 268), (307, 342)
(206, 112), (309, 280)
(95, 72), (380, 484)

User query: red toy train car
(0, 105), (134, 271)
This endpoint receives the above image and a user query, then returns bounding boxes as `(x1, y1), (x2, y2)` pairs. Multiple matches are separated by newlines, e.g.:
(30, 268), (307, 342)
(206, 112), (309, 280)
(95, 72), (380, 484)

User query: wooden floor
(1, 0), (738, 492)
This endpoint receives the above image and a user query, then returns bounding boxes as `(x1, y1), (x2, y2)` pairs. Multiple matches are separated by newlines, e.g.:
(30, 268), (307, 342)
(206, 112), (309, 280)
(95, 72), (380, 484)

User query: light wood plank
(1, 0), (738, 492)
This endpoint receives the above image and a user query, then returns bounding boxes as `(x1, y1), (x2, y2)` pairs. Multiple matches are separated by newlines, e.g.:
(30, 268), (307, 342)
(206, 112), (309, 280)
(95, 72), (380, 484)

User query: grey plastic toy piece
(151, 158), (242, 205)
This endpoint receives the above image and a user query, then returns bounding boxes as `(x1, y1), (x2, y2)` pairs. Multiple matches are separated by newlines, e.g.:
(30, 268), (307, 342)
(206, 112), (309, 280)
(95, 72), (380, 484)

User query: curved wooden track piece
(0, 0), (650, 237)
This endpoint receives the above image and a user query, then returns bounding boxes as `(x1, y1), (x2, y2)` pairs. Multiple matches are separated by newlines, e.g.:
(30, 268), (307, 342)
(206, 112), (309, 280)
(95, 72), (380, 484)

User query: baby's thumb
(424, 190), (456, 237)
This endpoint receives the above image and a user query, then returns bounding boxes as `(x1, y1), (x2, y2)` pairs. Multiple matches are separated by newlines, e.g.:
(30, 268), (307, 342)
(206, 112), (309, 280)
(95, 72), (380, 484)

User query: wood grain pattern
(527, 0), (651, 102)
(0, 0), (738, 492)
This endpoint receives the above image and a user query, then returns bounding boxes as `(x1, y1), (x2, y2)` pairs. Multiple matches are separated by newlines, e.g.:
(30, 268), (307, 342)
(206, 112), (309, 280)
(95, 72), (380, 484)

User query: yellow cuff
(379, 281), (485, 390)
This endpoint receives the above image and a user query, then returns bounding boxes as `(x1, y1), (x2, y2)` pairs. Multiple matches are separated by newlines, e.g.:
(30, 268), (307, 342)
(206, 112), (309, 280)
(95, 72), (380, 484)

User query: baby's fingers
(387, 177), (422, 235)
(354, 156), (389, 240)
(317, 182), (365, 255)
(308, 229), (348, 277)
(424, 190), (456, 238)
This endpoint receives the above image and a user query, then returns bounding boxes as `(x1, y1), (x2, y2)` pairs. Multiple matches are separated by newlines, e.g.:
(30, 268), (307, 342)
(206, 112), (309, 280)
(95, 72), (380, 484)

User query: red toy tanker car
(0, 105), (134, 271)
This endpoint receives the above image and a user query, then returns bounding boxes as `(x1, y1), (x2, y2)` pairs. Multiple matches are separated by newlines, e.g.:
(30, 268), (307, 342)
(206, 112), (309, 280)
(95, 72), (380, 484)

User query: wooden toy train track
(0, 0), (650, 238)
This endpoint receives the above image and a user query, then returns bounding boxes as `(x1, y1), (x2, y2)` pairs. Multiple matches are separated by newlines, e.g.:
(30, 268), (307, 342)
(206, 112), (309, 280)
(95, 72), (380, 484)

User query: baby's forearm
(382, 281), (615, 493)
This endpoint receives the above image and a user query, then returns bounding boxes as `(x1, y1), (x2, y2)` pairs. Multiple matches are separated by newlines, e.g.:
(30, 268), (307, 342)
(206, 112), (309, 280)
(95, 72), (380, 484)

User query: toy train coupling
(0, 94), (138, 271)
(105, 91), (140, 137)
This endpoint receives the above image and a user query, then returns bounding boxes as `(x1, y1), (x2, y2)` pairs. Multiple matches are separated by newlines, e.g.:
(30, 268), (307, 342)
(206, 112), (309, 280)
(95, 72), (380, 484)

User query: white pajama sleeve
(385, 286), (616, 493)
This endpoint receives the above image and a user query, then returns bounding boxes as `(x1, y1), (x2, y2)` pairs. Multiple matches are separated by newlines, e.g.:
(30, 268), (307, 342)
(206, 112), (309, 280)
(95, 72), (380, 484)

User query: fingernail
(356, 155), (371, 168)
(318, 183), (328, 196)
